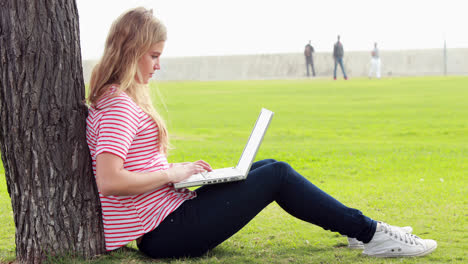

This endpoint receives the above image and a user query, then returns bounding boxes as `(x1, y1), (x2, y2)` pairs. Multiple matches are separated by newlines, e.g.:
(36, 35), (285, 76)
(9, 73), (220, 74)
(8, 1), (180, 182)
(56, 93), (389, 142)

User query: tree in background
(0, 0), (105, 263)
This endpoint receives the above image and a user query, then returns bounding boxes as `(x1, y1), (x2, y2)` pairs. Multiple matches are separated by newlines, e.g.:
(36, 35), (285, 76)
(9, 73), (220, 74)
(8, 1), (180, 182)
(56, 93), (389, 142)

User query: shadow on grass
(80, 244), (344, 264)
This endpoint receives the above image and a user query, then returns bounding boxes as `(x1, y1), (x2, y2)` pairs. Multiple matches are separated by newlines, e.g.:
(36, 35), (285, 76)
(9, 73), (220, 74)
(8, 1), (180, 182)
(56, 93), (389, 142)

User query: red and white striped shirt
(86, 87), (196, 251)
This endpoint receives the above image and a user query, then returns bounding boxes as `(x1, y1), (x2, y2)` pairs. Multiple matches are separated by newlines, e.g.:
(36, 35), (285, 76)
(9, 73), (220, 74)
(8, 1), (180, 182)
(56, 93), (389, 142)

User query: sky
(77, 0), (467, 60)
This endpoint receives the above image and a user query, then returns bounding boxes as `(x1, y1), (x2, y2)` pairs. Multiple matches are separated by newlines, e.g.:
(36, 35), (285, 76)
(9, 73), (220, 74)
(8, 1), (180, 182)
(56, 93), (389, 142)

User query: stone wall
(82, 48), (468, 82)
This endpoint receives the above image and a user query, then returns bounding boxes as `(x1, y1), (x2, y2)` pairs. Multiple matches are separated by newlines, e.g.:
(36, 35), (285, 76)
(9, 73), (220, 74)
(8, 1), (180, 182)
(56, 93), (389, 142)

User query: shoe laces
(380, 223), (421, 246)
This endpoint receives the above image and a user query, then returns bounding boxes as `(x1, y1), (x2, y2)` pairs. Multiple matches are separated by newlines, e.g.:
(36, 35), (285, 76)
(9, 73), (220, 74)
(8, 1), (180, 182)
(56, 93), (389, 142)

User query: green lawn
(1, 76), (467, 263)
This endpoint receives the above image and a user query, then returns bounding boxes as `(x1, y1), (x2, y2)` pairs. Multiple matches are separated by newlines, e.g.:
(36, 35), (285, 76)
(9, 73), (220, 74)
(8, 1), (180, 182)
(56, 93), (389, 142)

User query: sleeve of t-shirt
(95, 96), (140, 161)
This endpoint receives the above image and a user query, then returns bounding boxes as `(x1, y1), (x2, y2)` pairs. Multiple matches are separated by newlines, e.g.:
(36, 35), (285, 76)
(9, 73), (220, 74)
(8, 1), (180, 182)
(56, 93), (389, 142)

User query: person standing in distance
(333, 35), (348, 80)
(304, 40), (316, 77)
(369, 42), (381, 79)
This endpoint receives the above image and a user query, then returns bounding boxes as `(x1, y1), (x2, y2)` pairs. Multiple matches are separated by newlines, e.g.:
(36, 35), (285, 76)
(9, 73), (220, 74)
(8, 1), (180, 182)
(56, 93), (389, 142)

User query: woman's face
(136, 41), (165, 84)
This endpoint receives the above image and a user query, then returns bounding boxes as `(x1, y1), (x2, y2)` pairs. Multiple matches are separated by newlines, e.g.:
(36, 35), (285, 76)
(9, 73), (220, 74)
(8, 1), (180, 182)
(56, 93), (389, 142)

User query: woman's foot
(363, 222), (437, 257)
(347, 225), (413, 249)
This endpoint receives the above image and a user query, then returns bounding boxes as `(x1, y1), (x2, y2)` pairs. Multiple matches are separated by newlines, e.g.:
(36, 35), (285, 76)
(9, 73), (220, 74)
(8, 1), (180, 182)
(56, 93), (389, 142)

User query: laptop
(174, 108), (274, 188)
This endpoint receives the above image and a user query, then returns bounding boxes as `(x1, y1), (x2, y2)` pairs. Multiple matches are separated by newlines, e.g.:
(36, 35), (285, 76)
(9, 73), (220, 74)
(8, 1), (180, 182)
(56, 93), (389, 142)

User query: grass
(1, 76), (467, 263)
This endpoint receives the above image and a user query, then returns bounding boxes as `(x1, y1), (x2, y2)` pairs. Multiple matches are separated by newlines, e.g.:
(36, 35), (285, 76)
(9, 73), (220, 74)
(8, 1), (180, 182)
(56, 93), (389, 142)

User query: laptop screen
(236, 108), (274, 174)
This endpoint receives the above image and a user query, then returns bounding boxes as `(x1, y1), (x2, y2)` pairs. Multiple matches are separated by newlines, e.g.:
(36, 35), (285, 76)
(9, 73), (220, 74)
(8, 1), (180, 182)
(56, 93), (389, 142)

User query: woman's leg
(138, 159), (376, 258)
(248, 160), (375, 241)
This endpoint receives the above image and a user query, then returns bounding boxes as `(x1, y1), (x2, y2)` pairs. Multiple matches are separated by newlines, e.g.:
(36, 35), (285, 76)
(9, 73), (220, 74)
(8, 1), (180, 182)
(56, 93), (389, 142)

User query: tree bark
(0, 0), (105, 263)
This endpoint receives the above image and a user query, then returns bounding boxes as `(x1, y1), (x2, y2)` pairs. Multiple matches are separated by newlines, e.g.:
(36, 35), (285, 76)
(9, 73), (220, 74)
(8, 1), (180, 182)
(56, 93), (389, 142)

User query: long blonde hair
(88, 7), (169, 154)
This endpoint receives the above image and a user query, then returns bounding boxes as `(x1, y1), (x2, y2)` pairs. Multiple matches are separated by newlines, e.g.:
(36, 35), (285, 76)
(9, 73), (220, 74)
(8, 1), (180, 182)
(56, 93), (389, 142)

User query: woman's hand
(167, 160), (212, 183)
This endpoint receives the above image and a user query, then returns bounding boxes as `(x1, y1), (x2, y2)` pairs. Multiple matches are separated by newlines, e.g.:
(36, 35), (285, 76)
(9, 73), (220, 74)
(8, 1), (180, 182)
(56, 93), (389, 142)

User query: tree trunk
(0, 0), (106, 263)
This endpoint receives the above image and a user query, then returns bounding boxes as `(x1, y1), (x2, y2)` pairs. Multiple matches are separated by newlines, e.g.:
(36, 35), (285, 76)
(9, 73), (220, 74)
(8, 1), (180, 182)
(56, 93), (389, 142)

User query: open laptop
(174, 108), (274, 188)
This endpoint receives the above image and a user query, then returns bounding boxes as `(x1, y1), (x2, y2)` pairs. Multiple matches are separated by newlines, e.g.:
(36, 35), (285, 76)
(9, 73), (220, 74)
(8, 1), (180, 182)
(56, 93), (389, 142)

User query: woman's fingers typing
(167, 162), (208, 183)
(193, 160), (212, 171)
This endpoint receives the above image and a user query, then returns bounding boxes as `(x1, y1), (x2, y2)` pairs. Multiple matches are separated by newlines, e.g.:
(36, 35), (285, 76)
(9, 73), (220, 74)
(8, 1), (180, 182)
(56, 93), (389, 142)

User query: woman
(86, 7), (437, 259)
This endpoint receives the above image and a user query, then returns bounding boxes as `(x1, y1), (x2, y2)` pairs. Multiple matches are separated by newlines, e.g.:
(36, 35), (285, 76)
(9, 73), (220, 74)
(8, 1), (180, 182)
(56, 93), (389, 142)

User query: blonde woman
(86, 7), (437, 259)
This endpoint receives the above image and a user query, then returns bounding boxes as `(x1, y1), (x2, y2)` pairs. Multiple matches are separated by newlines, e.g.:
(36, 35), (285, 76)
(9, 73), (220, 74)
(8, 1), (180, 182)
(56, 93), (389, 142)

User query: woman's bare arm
(96, 153), (211, 196)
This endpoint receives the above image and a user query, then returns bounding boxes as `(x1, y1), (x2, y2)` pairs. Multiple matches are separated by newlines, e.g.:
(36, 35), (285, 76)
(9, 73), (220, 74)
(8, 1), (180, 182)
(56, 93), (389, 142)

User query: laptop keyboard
(175, 167), (242, 187)
(200, 171), (216, 179)
(199, 168), (234, 179)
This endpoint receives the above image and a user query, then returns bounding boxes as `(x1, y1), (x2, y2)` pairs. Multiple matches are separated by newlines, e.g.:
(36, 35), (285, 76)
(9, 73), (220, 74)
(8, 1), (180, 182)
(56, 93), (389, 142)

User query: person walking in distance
(333, 35), (348, 80)
(304, 40), (316, 77)
(369, 42), (381, 79)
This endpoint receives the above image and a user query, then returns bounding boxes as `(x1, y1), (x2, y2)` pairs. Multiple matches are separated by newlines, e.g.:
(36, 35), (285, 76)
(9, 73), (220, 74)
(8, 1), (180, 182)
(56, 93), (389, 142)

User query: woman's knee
(249, 160), (294, 184)
(270, 161), (308, 185)
(262, 159), (277, 164)
(260, 161), (294, 182)
(250, 159), (278, 171)
(272, 161), (292, 172)
(258, 159), (277, 165)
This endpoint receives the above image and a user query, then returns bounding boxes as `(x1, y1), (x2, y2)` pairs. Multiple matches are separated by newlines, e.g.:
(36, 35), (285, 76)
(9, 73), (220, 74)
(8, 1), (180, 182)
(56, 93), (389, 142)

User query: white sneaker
(347, 237), (365, 249)
(363, 222), (437, 257)
(347, 225), (413, 249)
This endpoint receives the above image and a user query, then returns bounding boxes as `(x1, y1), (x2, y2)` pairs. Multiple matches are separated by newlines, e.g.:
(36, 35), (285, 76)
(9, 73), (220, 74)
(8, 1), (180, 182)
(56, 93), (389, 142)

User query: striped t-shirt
(86, 87), (196, 251)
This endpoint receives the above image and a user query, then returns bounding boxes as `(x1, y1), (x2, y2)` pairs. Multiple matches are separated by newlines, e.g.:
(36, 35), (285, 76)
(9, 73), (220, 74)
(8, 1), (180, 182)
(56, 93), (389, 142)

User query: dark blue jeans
(305, 57), (316, 77)
(334, 58), (347, 78)
(138, 159), (377, 258)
